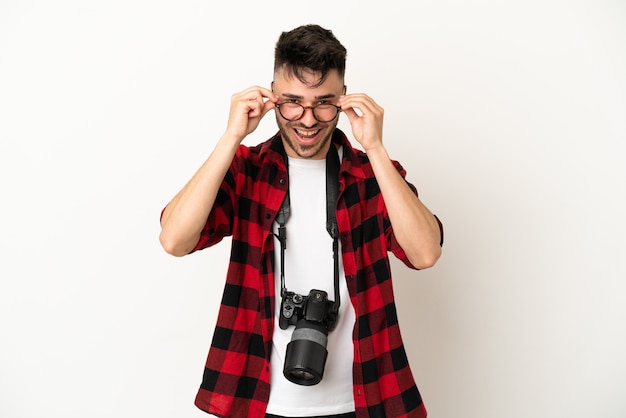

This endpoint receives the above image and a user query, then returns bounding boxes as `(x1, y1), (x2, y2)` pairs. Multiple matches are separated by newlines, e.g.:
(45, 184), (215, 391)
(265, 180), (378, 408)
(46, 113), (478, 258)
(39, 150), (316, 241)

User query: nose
(300, 106), (318, 127)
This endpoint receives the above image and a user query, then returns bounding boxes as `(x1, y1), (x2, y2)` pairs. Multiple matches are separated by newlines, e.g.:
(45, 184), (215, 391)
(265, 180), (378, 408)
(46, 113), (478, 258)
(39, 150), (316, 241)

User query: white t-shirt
(266, 154), (356, 416)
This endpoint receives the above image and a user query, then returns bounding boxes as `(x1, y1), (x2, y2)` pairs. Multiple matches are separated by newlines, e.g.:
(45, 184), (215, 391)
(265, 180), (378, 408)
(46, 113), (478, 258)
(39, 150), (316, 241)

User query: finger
(259, 86), (279, 102)
(340, 95), (379, 115)
(341, 107), (360, 124)
(241, 86), (279, 103)
(246, 99), (264, 118)
(247, 96), (277, 119)
(261, 99), (277, 116)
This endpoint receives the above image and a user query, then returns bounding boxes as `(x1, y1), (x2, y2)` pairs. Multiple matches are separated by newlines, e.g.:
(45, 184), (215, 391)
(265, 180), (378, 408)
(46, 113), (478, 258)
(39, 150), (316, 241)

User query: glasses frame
(275, 102), (342, 123)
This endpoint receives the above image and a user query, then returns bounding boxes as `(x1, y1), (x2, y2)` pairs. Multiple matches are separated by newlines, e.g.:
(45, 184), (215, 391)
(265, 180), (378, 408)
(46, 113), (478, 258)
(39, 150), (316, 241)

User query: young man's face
(273, 68), (345, 160)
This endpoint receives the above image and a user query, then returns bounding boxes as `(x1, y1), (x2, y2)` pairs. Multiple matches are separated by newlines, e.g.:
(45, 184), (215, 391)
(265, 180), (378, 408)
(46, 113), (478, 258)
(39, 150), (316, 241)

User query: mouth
(293, 127), (322, 143)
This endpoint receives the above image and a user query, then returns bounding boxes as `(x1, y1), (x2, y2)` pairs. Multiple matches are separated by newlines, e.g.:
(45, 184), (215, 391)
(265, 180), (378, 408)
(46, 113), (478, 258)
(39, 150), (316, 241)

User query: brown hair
(274, 24), (347, 87)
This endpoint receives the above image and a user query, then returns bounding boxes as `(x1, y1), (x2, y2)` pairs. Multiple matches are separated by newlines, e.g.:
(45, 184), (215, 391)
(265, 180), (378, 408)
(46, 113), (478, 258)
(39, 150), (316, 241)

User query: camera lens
(289, 369), (317, 381)
(283, 319), (328, 386)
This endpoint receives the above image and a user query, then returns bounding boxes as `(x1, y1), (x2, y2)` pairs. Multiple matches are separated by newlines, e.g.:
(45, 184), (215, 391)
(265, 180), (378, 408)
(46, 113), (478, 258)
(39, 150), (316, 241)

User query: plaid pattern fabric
(187, 129), (442, 418)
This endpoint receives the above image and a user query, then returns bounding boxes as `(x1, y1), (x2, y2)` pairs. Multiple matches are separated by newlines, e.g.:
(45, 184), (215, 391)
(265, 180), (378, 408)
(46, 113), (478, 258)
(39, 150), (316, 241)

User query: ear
(271, 81), (275, 92)
(342, 85), (347, 95)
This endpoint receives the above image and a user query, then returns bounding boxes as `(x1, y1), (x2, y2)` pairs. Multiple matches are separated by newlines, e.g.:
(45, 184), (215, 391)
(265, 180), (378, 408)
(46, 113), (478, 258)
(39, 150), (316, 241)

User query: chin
(287, 136), (330, 159)
(280, 125), (335, 160)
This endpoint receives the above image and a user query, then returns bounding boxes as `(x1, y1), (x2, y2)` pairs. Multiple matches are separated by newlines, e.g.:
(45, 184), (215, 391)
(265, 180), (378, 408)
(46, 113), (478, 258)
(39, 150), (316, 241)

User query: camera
(279, 289), (338, 386)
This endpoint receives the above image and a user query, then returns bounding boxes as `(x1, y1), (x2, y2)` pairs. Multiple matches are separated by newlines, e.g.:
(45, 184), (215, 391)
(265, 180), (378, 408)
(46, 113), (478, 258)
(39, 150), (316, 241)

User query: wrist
(363, 142), (387, 158)
(220, 130), (246, 147)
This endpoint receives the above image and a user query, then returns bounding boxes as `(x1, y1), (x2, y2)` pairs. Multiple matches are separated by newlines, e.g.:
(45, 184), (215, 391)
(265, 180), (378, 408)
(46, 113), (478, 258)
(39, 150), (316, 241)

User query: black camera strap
(274, 143), (341, 314)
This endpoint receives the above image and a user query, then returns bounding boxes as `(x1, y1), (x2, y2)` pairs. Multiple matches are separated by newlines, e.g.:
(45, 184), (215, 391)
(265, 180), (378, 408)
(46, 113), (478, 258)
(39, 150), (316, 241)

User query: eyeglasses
(275, 102), (342, 123)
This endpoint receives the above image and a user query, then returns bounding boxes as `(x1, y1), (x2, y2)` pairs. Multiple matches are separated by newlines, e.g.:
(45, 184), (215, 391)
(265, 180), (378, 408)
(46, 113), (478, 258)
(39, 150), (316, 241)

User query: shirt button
(266, 213), (271, 219)
(279, 178), (286, 184)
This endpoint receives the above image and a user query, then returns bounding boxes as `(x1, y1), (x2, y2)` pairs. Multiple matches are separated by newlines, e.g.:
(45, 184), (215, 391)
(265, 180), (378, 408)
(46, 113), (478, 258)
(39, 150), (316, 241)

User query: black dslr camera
(278, 289), (339, 386)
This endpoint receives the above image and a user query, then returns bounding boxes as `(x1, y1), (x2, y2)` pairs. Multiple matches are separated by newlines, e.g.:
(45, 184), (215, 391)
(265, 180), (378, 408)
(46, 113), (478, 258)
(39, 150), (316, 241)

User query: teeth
(296, 129), (320, 138)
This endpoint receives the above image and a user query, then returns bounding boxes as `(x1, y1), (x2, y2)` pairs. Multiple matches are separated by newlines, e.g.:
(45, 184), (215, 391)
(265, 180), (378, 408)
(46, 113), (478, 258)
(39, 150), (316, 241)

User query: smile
(295, 128), (321, 139)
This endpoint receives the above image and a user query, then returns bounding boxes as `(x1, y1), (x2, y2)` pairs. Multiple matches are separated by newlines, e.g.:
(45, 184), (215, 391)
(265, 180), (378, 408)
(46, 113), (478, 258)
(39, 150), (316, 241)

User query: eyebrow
(280, 93), (337, 101)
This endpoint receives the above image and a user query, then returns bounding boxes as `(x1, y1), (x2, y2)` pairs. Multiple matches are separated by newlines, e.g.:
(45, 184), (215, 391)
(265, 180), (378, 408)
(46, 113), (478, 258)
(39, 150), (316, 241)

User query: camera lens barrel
(283, 319), (329, 386)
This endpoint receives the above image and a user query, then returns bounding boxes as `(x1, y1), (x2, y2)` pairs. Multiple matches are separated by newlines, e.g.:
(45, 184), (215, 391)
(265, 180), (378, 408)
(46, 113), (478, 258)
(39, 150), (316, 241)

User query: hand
(337, 93), (384, 152)
(225, 86), (278, 142)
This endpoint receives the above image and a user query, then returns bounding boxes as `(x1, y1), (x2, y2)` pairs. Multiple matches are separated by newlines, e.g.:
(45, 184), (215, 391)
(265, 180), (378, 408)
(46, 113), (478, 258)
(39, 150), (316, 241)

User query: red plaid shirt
(186, 129), (442, 417)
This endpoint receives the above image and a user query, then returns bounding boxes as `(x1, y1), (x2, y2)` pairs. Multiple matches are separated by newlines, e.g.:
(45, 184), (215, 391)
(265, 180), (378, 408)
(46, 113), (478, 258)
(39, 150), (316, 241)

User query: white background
(1, 1), (625, 417)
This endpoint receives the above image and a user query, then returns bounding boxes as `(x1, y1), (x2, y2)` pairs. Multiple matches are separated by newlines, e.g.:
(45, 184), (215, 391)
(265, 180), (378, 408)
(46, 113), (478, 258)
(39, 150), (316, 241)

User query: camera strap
(274, 143), (341, 313)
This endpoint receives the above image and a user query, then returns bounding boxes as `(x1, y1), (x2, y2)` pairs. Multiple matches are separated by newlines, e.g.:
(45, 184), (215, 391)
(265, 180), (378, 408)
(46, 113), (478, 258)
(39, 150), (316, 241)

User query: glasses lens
(278, 103), (304, 121)
(313, 105), (339, 122)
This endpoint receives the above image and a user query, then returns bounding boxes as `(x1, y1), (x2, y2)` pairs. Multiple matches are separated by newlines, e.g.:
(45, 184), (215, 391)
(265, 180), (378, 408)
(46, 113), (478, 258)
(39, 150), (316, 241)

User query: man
(160, 24), (443, 418)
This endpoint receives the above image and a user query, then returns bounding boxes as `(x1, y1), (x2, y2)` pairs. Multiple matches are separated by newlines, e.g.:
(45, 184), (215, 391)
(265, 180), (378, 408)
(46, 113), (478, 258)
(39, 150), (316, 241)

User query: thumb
(261, 100), (277, 117)
(342, 107), (359, 124)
